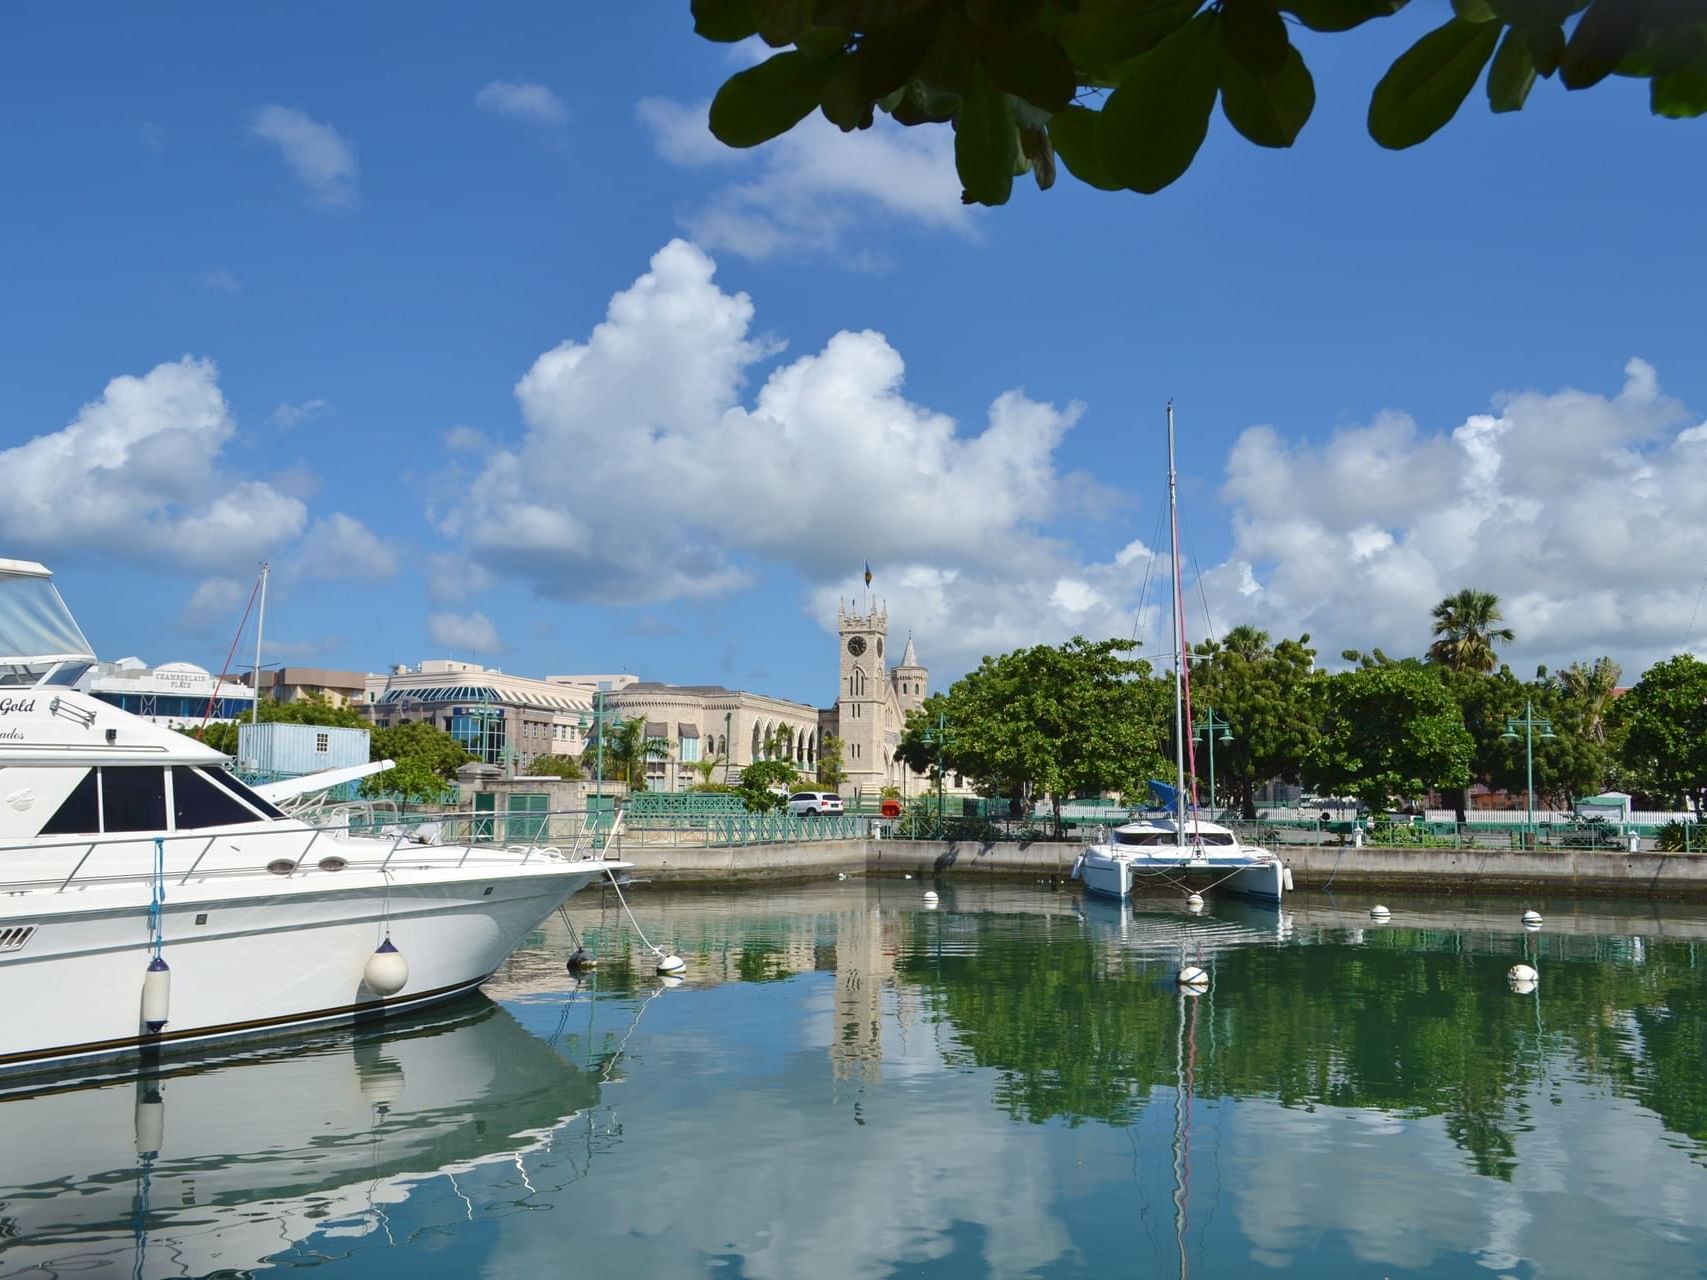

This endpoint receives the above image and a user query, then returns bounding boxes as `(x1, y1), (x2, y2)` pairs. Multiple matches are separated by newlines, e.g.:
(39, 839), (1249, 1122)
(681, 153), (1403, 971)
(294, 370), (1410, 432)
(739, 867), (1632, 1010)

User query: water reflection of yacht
(1077, 893), (1293, 962)
(0, 999), (603, 1277)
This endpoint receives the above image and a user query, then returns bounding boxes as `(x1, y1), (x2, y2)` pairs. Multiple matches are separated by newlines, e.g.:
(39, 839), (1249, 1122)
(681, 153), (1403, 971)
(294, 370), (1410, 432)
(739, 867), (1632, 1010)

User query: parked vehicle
(786, 791), (844, 816)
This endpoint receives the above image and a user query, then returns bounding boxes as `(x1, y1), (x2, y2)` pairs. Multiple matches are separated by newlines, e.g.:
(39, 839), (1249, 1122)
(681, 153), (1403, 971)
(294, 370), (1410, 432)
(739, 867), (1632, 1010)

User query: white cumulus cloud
(636, 99), (969, 260)
(475, 79), (568, 126)
(439, 240), (1120, 674)
(1203, 357), (1707, 676)
(250, 105), (358, 208)
(429, 610), (503, 654)
(0, 357), (308, 571)
(293, 514), (399, 582)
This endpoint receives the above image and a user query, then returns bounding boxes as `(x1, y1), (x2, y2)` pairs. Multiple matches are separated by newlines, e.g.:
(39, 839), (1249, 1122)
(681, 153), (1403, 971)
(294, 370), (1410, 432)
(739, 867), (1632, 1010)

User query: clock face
(847, 636), (867, 657)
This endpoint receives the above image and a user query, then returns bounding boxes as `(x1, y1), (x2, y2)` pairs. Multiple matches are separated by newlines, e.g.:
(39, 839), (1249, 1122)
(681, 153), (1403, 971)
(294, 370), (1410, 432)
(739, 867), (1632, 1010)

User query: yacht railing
(0, 806), (625, 897)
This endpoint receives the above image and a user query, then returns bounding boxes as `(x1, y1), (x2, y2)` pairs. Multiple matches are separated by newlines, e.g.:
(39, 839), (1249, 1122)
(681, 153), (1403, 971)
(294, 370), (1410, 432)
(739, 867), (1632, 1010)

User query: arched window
(751, 720), (763, 760)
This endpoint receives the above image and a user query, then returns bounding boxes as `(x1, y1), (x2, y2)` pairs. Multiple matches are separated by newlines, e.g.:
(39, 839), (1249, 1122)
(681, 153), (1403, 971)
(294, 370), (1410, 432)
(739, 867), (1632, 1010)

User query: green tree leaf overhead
(685, 1), (1704, 203)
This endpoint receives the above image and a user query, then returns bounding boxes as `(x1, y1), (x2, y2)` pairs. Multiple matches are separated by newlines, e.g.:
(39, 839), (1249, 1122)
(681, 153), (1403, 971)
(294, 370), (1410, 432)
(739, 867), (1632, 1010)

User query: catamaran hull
(1077, 851), (1285, 904)
(0, 864), (612, 1074)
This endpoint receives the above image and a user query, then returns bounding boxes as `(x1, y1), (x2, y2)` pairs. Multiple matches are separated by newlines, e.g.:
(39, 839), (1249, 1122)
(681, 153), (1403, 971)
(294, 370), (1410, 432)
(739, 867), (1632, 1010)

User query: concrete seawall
(617, 837), (1707, 899)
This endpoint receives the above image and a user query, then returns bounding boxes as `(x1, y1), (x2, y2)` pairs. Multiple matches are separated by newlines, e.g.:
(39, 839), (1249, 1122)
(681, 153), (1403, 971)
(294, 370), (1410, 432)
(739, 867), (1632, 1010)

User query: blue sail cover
(1146, 779), (1178, 810)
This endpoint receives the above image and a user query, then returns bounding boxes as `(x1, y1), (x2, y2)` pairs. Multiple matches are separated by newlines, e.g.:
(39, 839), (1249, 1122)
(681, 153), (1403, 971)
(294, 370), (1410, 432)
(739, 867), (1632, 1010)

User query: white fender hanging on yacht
(363, 938), (409, 996)
(1282, 865), (1294, 892)
(1070, 853), (1085, 881)
(141, 956), (171, 1034)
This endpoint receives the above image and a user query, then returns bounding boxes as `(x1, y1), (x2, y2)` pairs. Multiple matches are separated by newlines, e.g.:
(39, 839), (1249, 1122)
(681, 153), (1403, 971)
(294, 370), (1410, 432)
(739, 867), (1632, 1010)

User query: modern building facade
(363, 660), (592, 773)
(246, 666), (370, 709)
(79, 658), (254, 728)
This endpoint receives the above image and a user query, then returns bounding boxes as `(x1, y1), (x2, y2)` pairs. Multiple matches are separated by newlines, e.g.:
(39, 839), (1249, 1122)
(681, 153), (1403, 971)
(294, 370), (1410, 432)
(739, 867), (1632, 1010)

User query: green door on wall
(473, 792), (495, 842)
(506, 792), (548, 843)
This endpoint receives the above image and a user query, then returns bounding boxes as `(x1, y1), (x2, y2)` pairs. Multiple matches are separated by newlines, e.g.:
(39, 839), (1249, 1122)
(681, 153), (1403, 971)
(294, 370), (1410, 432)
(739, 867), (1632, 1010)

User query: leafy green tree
(1428, 588), (1515, 673)
(1612, 654), (1707, 816)
(1558, 656), (1622, 744)
(817, 732), (847, 787)
(896, 636), (1170, 830)
(736, 757), (799, 811)
(362, 720), (474, 801)
(529, 753), (584, 780)
(689, 1), (1706, 205)
(1188, 627), (1322, 817)
(691, 756), (722, 786)
(1306, 663), (1474, 812)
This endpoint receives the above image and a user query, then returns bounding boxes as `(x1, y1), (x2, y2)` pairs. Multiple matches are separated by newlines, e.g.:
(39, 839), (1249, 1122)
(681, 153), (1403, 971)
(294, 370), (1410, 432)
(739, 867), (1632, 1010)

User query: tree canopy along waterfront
(897, 590), (1707, 820)
(690, 0), (1707, 204)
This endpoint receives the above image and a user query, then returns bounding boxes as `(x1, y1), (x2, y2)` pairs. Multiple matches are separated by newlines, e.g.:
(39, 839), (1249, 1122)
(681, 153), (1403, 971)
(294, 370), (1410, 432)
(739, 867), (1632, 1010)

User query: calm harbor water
(4, 880), (1706, 1279)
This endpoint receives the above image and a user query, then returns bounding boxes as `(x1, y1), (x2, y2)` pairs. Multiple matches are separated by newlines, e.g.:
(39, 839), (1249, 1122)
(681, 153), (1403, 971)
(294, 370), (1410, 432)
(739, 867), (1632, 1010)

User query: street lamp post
(723, 710), (733, 784)
(578, 683), (623, 820)
(1500, 700), (1555, 845)
(921, 711), (954, 837)
(1191, 707), (1234, 813)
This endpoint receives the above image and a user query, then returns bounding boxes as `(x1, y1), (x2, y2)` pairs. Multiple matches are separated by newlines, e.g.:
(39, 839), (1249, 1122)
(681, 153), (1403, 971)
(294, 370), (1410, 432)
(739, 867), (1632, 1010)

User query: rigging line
(1180, 518), (1219, 652)
(1132, 506), (1169, 647)
(198, 568), (262, 732)
(1684, 570), (1707, 653)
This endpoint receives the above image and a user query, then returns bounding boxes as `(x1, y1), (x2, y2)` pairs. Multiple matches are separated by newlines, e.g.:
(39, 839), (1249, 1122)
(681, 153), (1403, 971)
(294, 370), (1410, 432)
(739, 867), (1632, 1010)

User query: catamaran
(1074, 406), (1289, 904)
(0, 557), (625, 1074)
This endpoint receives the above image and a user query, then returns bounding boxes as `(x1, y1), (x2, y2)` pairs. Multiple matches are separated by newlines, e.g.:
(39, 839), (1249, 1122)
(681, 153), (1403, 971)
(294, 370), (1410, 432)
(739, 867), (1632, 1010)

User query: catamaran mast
(1167, 402), (1187, 849)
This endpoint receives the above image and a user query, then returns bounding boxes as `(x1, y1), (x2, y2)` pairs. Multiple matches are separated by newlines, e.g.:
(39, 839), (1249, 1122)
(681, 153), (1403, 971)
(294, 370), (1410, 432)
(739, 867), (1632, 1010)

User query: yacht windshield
(0, 572), (95, 670)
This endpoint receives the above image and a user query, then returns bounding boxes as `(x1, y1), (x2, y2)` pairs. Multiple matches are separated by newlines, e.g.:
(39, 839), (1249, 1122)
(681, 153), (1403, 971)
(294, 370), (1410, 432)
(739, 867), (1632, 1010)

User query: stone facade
(832, 601), (928, 795)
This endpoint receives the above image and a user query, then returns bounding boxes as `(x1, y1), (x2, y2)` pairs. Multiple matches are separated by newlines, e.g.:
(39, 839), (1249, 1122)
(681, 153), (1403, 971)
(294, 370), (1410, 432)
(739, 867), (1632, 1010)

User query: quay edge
(613, 838), (1707, 900)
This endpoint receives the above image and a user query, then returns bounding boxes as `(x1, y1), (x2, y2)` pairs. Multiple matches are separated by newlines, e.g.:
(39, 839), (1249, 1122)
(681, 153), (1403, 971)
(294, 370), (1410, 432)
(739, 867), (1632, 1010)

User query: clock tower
(837, 600), (887, 791)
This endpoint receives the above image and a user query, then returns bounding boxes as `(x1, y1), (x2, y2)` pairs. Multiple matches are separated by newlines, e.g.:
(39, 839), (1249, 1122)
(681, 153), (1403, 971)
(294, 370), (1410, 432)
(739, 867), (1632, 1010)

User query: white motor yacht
(0, 558), (625, 1074)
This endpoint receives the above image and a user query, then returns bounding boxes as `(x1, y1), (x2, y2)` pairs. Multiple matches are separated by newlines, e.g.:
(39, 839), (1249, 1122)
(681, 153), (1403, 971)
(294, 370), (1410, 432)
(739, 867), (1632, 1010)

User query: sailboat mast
(251, 562), (269, 728)
(1167, 403), (1187, 846)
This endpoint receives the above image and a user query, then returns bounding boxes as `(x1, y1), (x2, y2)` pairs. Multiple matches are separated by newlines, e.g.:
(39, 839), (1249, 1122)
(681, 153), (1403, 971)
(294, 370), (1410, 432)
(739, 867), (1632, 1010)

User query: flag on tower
(863, 560), (873, 587)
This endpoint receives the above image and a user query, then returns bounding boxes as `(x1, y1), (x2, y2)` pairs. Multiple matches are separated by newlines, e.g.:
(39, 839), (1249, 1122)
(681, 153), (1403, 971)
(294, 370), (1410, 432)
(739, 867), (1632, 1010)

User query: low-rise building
(79, 658), (254, 728)
(246, 666), (371, 709)
(363, 660), (591, 773)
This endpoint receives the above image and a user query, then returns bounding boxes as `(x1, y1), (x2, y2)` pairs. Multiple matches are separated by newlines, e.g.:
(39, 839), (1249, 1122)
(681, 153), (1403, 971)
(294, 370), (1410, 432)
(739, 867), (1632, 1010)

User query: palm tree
(1427, 589), (1515, 673)
(587, 716), (672, 789)
(1558, 656), (1622, 743)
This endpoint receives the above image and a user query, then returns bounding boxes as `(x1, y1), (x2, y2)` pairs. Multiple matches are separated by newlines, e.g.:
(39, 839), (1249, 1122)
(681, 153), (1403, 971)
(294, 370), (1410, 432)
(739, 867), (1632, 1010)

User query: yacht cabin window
(172, 766), (265, 828)
(102, 767), (167, 832)
(39, 770), (99, 835)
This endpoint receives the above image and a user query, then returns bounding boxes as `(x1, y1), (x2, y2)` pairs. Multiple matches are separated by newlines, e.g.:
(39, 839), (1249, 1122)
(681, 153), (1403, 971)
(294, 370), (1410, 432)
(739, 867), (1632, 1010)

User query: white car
(786, 791), (844, 816)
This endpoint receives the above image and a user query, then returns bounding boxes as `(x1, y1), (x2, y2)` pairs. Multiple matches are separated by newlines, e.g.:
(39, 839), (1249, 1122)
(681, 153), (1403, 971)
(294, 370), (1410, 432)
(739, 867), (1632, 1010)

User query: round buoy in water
(660, 973), (685, 988)
(1369, 905), (1391, 920)
(567, 946), (597, 972)
(1177, 965), (1209, 989)
(1509, 963), (1539, 984)
(1521, 910), (1543, 927)
(364, 938), (409, 996)
(656, 953), (686, 975)
(141, 956), (171, 1034)
(1510, 977), (1538, 995)
(1186, 892), (1205, 909)
(923, 890), (939, 907)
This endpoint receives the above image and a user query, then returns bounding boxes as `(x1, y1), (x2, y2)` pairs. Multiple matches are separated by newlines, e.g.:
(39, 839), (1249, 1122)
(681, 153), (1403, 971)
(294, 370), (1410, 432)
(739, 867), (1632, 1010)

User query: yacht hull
(0, 862), (612, 1074)
(1077, 848), (1285, 904)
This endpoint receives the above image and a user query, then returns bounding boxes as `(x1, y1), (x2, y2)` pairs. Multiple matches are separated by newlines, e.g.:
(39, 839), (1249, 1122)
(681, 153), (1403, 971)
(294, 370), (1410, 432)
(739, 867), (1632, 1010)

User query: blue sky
(3, 4), (1704, 705)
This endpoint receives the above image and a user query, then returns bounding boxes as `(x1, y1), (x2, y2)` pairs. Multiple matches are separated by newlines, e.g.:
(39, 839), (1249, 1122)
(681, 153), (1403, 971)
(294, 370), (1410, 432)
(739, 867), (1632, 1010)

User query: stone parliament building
(577, 598), (929, 797)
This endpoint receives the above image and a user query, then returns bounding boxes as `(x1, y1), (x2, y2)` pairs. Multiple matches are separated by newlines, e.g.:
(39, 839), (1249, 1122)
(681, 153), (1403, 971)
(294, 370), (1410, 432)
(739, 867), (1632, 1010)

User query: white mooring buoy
(1177, 965), (1209, 989)
(656, 953), (687, 975)
(363, 938), (409, 996)
(141, 955), (171, 1034)
(1370, 904), (1391, 920)
(1186, 892), (1205, 909)
(1508, 963), (1539, 984)
(1521, 909), (1543, 927)
(923, 890), (939, 909)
